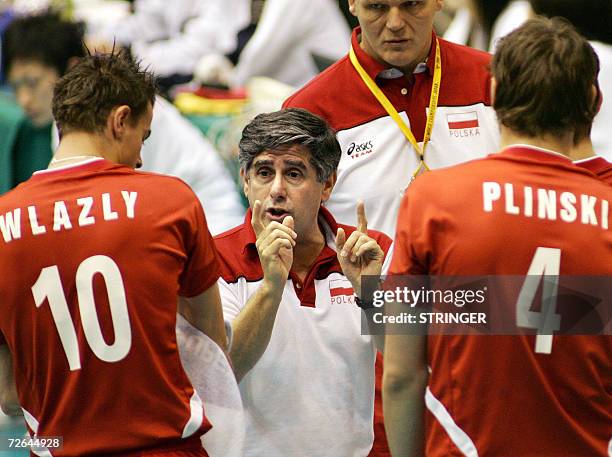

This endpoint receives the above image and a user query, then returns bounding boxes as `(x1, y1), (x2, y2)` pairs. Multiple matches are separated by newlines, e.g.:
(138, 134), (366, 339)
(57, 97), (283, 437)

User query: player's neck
(570, 138), (596, 161)
(500, 127), (574, 158)
(52, 132), (110, 168)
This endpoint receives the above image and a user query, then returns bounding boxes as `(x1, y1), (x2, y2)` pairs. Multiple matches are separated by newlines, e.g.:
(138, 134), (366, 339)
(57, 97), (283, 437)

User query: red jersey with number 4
(390, 146), (612, 457)
(0, 159), (220, 456)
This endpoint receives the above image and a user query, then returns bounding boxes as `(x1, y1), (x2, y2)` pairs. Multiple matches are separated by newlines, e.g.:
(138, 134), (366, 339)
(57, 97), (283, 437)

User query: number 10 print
(31, 255), (132, 371)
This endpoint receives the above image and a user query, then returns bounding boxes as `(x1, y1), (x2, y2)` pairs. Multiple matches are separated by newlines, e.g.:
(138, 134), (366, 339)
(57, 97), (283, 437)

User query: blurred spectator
(443, 0), (488, 49)
(488, 0), (531, 50)
(9, 0), (73, 16)
(194, 0), (350, 89)
(2, 11), (245, 233)
(231, 0), (350, 88)
(94, 0), (250, 79)
(444, 0), (531, 51)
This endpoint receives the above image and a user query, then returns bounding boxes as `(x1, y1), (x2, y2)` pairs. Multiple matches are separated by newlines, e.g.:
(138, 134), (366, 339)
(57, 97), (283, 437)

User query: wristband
(354, 295), (375, 310)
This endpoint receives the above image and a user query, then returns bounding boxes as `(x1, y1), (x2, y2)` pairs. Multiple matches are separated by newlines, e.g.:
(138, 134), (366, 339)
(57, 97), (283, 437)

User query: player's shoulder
(416, 155), (493, 184)
(132, 169), (192, 191)
(0, 184), (25, 211)
(597, 168), (612, 185)
(130, 169), (201, 205)
(413, 152), (612, 194)
(402, 156), (500, 207)
(575, 156), (612, 185)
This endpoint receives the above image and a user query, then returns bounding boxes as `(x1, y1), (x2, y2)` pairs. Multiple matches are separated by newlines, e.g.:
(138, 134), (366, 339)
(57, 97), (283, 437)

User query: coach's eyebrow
(252, 159), (274, 168)
(283, 159), (307, 171)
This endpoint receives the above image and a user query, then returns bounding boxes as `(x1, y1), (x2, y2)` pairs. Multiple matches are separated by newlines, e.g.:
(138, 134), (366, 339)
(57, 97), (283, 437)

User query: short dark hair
(491, 17), (599, 141)
(238, 108), (341, 183)
(2, 11), (86, 75)
(52, 50), (157, 135)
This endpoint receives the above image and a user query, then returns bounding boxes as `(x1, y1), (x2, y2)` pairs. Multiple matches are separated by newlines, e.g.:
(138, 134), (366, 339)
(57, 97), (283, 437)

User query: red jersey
(390, 146), (612, 456)
(575, 155), (612, 184)
(0, 159), (221, 456)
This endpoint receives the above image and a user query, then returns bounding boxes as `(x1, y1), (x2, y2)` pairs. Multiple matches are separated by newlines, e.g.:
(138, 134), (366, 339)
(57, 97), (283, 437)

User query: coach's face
(242, 145), (335, 241)
(349, 0), (442, 73)
(8, 60), (59, 127)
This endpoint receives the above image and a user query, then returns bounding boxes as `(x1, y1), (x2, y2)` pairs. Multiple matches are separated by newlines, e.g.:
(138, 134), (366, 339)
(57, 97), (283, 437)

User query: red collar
(498, 145), (574, 166)
(494, 145), (609, 179)
(574, 156), (612, 175)
(29, 158), (116, 181)
(350, 26), (438, 79)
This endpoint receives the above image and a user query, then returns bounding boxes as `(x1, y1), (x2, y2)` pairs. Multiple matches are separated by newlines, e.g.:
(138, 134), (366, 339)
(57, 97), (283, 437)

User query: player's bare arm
(0, 344), (21, 416)
(178, 283), (228, 352)
(336, 202), (385, 349)
(383, 331), (428, 457)
(229, 200), (297, 382)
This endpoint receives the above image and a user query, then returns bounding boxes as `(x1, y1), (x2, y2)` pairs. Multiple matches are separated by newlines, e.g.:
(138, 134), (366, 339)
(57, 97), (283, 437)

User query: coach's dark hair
(1, 11), (86, 75)
(238, 108), (341, 182)
(491, 17), (599, 141)
(52, 49), (157, 135)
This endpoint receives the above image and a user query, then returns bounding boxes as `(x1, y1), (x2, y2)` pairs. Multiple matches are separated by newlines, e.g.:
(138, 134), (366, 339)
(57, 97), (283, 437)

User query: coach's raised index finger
(251, 200), (266, 236)
(357, 200), (368, 233)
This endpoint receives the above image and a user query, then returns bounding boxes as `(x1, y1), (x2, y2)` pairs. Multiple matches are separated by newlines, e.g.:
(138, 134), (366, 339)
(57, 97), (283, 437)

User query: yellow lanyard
(349, 38), (442, 180)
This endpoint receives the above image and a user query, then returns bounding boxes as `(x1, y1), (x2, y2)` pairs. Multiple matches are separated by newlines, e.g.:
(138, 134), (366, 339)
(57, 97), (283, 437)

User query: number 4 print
(31, 255), (132, 371)
(516, 247), (562, 355)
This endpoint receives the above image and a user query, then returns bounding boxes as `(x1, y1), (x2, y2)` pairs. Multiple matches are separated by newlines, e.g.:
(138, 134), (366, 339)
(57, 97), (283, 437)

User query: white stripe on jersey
(21, 407), (53, 457)
(182, 390), (204, 438)
(426, 387), (479, 457)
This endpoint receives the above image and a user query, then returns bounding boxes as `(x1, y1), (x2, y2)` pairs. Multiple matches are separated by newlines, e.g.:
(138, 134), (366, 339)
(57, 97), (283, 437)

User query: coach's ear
(240, 167), (250, 200)
(321, 171), (337, 203)
(490, 77), (497, 106)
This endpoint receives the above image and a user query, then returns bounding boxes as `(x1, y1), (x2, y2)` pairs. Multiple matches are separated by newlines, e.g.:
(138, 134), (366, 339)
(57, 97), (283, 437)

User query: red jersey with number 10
(390, 146), (612, 457)
(0, 159), (220, 456)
